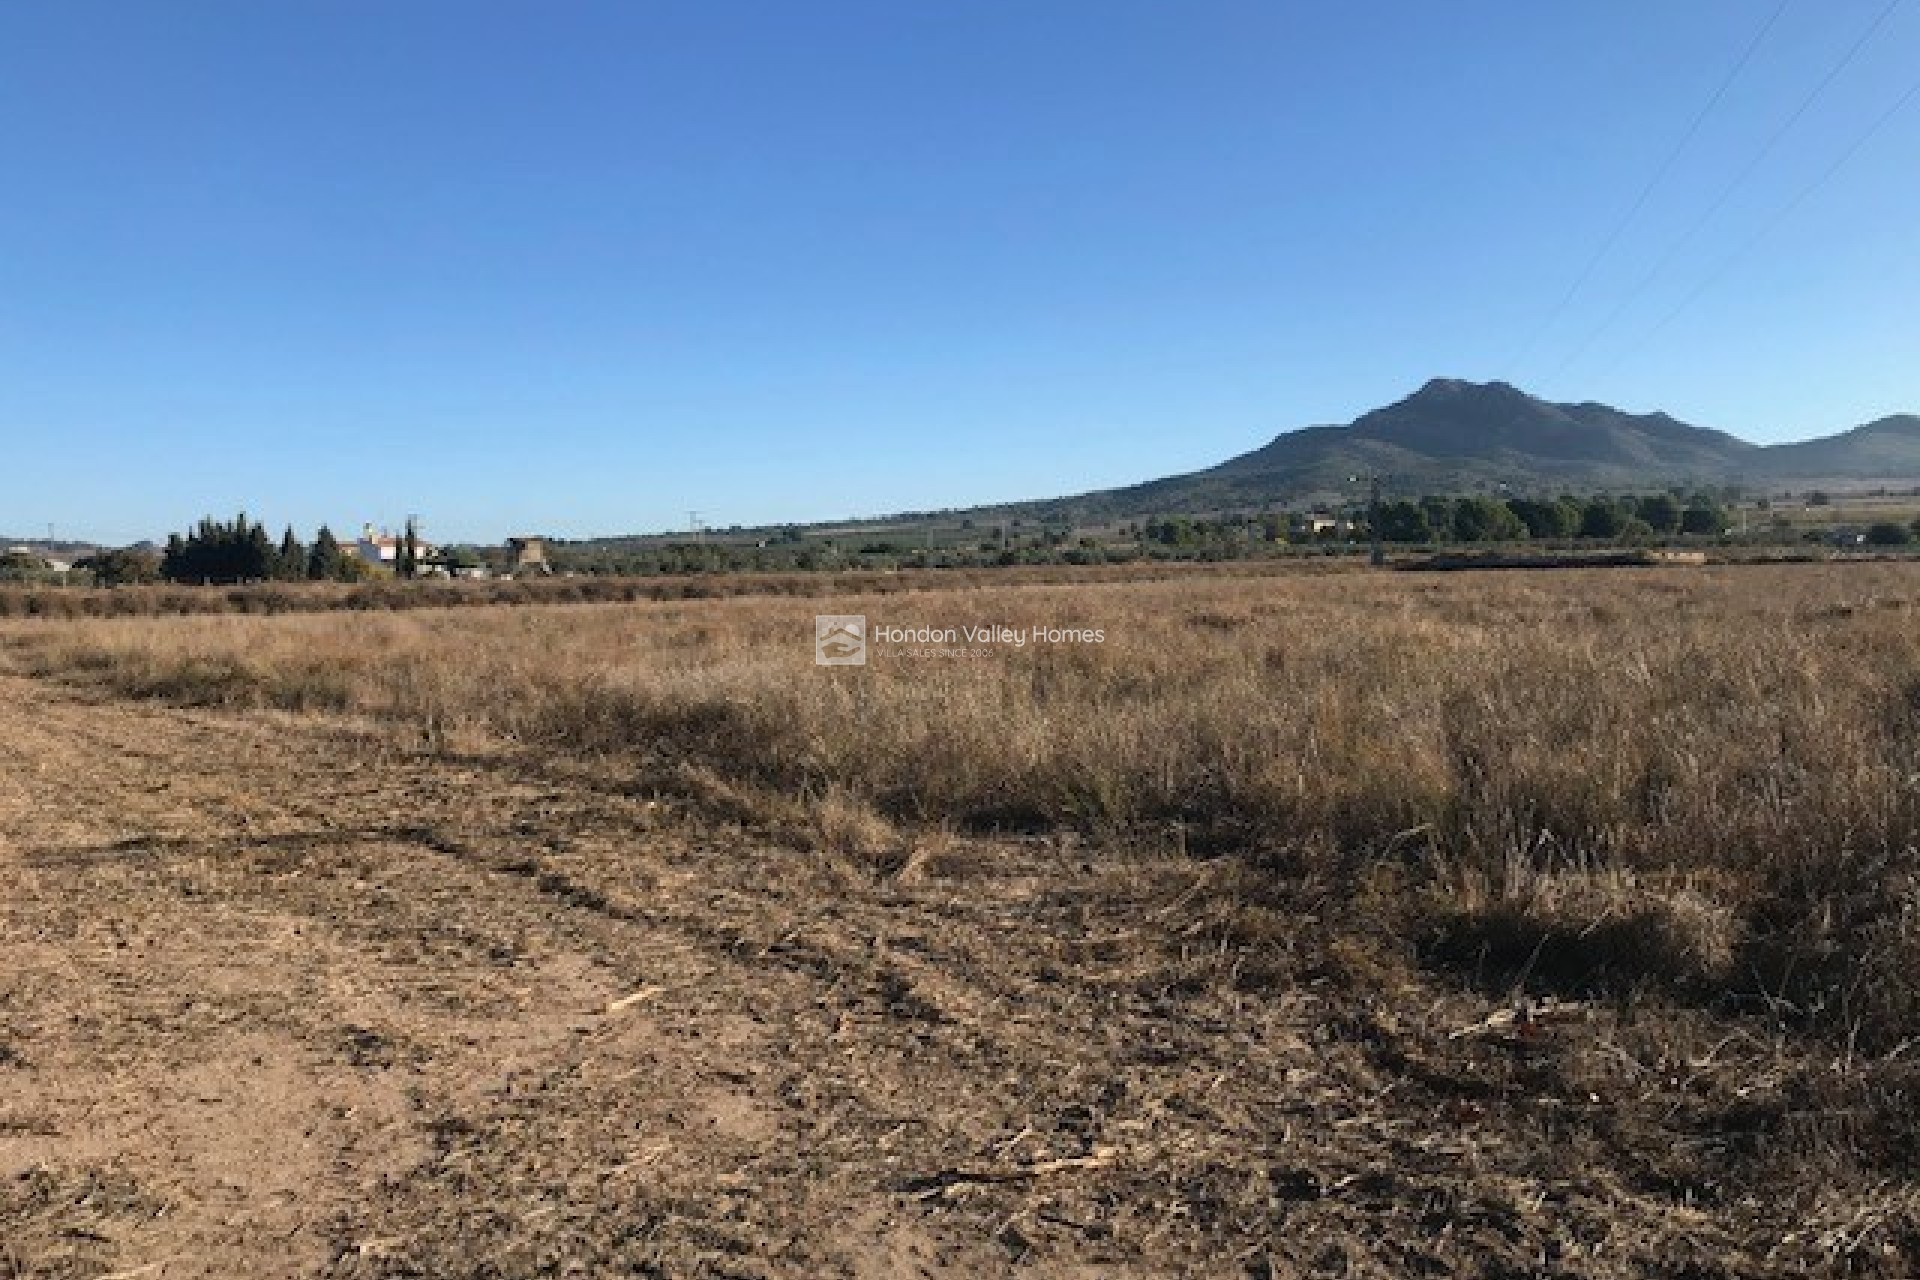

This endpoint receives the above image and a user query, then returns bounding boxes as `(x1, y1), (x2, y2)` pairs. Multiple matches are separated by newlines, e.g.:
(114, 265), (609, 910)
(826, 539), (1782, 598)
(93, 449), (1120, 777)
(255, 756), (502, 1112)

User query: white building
(353, 524), (437, 569)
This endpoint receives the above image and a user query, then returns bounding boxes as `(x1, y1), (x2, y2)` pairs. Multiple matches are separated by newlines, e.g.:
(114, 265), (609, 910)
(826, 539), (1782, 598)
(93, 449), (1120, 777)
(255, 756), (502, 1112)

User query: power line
(1596, 68), (1920, 379)
(1552, 0), (1907, 378)
(1507, 0), (1791, 378)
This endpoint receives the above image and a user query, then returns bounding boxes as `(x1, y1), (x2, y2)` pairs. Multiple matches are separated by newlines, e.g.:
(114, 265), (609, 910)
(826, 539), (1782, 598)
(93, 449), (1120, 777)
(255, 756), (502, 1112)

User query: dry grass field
(3, 562), (1918, 1277)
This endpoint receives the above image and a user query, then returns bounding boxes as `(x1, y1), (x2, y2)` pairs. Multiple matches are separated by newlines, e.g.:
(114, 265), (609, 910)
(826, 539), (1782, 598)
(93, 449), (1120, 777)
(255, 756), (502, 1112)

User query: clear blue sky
(2, 2), (1916, 544)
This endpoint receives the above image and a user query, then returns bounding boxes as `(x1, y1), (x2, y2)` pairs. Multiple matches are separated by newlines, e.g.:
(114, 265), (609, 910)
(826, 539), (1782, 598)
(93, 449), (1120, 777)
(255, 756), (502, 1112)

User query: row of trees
(1371, 493), (1731, 544)
(159, 514), (367, 584)
(1858, 521), (1920, 547)
(1127, 494), (1734, 549)
(1140, 514), (1290, 547)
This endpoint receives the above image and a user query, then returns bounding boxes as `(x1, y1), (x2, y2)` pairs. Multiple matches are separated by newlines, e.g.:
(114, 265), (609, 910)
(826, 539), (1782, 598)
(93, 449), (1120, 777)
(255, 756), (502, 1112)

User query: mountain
(998, 380), (1919, 521)
(1749, 415), (1920, 481)
(1205, 377), (1755, 492)
(572, 380), (1920, 549)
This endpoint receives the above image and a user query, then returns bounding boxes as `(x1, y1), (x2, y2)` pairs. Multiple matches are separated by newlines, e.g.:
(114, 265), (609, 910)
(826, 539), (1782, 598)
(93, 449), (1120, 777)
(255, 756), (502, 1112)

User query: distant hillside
(1749, 414), (1920, 481)
(984, 380), (1920, 523)
(572, 380), (1920, 548)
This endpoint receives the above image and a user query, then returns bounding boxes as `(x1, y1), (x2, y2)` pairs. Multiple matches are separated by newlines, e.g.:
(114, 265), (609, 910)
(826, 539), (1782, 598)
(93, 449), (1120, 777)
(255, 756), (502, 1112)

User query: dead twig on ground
(604, 986), (665, 1015)
(903, 1146), (1119, 1200)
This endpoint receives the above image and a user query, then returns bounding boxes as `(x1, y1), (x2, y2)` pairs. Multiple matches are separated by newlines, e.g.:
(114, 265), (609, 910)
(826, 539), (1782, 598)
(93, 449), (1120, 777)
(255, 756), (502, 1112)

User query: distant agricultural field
(0, 559), (1341, 619)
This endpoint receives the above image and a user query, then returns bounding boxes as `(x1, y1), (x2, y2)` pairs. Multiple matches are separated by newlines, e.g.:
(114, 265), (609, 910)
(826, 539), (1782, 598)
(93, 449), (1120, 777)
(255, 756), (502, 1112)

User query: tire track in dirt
(0, 675), (778, 1277)
(0, 674), (1172, 1277)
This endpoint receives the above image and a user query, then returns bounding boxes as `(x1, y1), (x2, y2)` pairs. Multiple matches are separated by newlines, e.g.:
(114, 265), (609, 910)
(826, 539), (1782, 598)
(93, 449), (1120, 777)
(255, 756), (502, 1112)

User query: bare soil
(0, 668), (1908, 1278)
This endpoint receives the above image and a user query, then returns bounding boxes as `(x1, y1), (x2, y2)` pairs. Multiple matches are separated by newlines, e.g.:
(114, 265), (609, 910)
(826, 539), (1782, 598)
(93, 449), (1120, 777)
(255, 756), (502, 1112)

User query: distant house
(1290, 515), (1348, 538)
(507, 535), (550, 573)
(353, 523), (438, 569)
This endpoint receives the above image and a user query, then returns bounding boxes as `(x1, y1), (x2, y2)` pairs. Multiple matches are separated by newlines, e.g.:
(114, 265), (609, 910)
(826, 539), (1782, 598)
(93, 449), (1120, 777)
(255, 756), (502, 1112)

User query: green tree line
(159, 514), (361, 584)
(1369, 493), (1731, 544)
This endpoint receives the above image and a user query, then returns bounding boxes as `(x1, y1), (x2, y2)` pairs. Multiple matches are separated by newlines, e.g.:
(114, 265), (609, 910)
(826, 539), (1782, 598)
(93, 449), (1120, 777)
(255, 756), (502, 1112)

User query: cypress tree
(277, 527), (306, 581)
(309, 526), (344, 581)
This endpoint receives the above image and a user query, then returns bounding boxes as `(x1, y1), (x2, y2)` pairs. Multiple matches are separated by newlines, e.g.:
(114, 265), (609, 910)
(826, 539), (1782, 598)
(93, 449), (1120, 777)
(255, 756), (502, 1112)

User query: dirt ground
(0, 667), (1907, 1278)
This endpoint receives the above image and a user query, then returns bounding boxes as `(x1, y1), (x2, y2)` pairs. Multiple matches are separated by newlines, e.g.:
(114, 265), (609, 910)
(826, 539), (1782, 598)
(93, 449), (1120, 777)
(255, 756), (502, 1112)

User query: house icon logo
(815, 615), (868, 666)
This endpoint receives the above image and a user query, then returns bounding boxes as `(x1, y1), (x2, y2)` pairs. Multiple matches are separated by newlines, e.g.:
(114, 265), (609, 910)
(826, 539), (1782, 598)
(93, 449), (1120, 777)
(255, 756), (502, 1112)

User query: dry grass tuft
(800, 786), (908, 874)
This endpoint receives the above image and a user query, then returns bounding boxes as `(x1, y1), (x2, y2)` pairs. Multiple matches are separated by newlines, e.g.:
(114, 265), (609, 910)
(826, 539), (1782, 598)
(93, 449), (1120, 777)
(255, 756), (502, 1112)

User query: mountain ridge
(985, 379), (1920, 523)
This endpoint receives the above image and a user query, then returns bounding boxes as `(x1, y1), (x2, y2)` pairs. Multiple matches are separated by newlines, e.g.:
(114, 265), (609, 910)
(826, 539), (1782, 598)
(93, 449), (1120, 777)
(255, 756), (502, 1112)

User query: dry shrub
(802, 786), (907, 874)
(1429, 856), (1739, 997)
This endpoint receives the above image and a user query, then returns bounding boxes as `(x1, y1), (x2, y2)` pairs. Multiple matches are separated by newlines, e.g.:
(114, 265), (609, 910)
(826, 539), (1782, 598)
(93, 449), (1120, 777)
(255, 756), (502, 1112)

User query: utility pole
(1351, 474), (1387, 567)
(688, 511), (704, 545)
(1369, 475), (1385, 567)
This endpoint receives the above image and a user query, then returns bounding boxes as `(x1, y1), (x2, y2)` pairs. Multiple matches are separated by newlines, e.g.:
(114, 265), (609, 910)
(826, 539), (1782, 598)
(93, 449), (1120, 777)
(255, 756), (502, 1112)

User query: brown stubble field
(2, 562), (1918, 1278)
